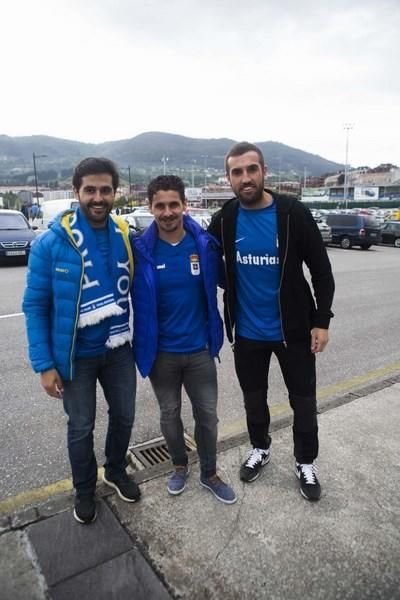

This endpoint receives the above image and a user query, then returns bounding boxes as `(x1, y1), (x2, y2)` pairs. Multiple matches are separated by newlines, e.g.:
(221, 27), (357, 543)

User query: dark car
(380, 221), (400, 248)
(0, 209), (37, 264)
(325, 213), (382, 249)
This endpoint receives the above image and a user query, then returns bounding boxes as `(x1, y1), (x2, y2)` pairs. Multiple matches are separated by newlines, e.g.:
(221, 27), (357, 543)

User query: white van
(38, 199), (79, 230)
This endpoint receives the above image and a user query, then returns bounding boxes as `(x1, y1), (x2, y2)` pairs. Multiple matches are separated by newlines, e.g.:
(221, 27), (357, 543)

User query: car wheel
(395, 238), (400, 248)
(360, 244), (371, 250)
(340, 236), (352, 249)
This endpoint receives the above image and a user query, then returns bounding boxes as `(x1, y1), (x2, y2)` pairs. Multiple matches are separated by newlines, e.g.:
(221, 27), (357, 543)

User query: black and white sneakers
(240, 447), (271, 482)
(103, 472), (141, 502)
(73, 494), (97, 524)
(240, 449), (321, 501)
(295, 462), (321, 501)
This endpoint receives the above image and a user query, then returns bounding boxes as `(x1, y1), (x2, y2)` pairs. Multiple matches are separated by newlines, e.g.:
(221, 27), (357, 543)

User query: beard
(237, 182), (264, 206)
(77, 201), (112, 229)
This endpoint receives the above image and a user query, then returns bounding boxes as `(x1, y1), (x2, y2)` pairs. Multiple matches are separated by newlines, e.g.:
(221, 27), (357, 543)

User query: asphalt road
(1, 244), (399, 500)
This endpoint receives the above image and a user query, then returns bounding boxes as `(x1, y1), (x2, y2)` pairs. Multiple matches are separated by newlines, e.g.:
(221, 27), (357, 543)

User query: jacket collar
(135, 213), (205, 256)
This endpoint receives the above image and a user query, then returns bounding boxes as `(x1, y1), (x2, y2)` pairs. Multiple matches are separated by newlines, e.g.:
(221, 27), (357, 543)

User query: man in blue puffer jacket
(23, 157), (140, 524)
(132, 175), (236, 504)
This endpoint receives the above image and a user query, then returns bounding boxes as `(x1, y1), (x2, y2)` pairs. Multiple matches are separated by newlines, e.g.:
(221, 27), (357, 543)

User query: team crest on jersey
(190, 254), (200, 275)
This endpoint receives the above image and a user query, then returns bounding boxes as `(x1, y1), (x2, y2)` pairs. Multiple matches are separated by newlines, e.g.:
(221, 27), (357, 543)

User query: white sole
(199, 480), (237, 504)
(167, 466), (190, 496)
(294, 466), (321, 501)
(167, 482), (187, 496)
(73, 508), (97, 524)
(102, 475), (139, 503)
(242, 471), (260, 483)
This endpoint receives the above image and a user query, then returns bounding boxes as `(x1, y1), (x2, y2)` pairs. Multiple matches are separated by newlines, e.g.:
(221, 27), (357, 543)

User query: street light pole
(201, 155), (208, 188)
(191, 159), (196, 187)
(127, 166), (132, 208)
(33, 152), (40, 209)
(343, 123), (353, 209)
(32, 152), (47, 217)
(278, 157), (281, 193)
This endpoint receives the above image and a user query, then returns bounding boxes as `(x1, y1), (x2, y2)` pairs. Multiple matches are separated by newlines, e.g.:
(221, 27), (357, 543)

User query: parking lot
(1, 244), (400, 501)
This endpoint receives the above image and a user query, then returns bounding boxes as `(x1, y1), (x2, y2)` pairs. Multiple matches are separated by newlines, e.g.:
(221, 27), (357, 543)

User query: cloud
(1, 0), (399, 167)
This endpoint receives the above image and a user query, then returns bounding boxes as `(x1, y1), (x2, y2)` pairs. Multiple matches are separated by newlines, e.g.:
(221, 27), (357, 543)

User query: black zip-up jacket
(208, 190), (335, 344)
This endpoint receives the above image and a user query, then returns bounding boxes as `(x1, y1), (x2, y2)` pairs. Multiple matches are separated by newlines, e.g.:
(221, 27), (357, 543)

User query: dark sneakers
(240, 447), (271, 482)
(103, 472), (141, 502)
(73, 494), (97, 524)
(295, 462), (321, 501)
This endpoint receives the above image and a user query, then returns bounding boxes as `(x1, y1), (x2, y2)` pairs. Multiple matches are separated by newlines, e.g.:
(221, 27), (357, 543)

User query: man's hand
(310, 328), (329, 354)
(40, 369), (64, 398)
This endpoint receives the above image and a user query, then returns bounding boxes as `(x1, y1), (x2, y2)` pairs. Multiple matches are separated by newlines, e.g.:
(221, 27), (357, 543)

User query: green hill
(0, 132), (344, 184)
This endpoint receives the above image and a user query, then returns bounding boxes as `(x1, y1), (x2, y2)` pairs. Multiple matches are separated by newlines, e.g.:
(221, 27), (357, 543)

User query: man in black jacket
(208, 142), (334, 501)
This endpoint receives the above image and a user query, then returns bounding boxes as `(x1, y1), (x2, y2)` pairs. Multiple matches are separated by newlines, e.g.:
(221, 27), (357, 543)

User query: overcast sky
(2, 0), (399, 168)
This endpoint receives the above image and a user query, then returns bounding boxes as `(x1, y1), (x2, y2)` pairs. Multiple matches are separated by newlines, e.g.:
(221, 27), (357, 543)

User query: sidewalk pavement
(1, 381), (399, 600)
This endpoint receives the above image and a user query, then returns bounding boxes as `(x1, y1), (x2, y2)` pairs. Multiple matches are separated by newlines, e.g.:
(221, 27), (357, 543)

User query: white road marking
(0, 312), (24, 319)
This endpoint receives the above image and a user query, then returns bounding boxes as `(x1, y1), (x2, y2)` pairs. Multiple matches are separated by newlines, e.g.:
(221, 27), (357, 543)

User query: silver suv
(315, 218), (332, 245)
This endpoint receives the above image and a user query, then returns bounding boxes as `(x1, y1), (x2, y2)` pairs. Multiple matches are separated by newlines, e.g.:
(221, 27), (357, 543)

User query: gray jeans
(149, 350), (218, 478)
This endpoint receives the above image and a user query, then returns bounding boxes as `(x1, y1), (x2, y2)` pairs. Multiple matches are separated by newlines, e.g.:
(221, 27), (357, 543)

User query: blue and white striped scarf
(69, 209), (131, 349)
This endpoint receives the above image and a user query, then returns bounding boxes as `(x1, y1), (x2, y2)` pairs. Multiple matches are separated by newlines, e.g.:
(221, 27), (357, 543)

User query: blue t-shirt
(154, 233), (208, 353)
(76, 227), (112, 357)
(235, 200), (282, 341)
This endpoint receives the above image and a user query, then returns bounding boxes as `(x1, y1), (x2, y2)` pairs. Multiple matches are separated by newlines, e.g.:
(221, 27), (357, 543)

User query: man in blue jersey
(132, 175), (236, 504)
(209, 143), (335, 501)
(23, 157), (140, 524)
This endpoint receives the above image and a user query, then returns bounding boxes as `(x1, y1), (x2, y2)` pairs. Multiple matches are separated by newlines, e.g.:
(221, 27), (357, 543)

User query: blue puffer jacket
(22, 211), (134, 381)
(131, 214), (224, 378)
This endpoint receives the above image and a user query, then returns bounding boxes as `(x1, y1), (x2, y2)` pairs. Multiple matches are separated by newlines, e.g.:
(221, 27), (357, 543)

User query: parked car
(124, 213), (154, 234)
(324, 213), (382, 249)
(0, 209), (37, 264)
(185, 208), (212, 218)
(386, 209), (400, 221)
(39, 199), (79, 229)
(379, 221), (400, 248)
(316, 220), (332, 245)
(130, 206), (152, 214)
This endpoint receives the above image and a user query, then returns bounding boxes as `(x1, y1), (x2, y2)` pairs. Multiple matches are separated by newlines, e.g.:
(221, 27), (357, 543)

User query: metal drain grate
(127, 434), (197, 471)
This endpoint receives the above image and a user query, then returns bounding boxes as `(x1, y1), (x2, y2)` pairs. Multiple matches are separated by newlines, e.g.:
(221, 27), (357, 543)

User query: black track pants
(234, 336), (319, 463)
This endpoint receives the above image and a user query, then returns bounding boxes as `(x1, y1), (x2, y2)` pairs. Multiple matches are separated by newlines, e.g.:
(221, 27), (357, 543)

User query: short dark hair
(72, 157), (119, 192)
(225, 142), (265, 173)
(147, 175), (186, 205)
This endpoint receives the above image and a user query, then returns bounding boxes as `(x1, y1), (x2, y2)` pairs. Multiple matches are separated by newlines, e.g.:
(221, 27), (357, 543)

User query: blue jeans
(62, 343), (136, 495)
(149, 350), (218, 478)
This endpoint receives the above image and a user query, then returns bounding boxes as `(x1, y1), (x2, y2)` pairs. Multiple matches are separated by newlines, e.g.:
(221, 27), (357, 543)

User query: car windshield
(0, 213), (29, 230)
(136, 215), (154, 228)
